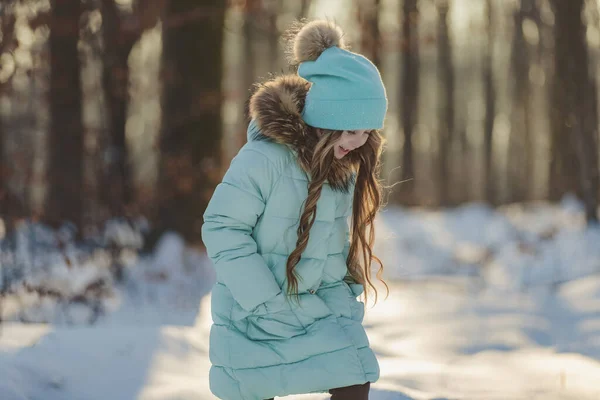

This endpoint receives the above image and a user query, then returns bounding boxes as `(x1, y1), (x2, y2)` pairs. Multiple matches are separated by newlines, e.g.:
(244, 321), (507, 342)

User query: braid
(286, 175), (327, 296)
(286, 131), (337, 297)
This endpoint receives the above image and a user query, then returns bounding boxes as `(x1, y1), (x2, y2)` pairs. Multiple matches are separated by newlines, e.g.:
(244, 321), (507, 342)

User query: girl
(202, 20), (388, 400)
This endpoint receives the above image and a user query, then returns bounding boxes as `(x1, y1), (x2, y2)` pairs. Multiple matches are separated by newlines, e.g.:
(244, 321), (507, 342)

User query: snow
(368, 278), (600, 400)
(1, 201), (600, 399)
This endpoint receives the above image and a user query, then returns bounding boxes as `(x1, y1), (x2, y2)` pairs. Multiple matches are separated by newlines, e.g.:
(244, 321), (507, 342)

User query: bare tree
(45, 0), (85, 230)
(240, 0), (260, 150)
(299, 0), (311, 19)
(0, 0), (17, 317)
(268, 0), (282, 72)
(0, 4), (16, 207)
(0, 103), (3, 209)
(551, 0), (599, 222)
(399, 0), (419, 205)
(549, 11), (580, 201)
(436, 0), (455, 206)
(357, 0), (382, 69)
(482, 0), (496, 204)
(508, 0), (535, 203)
(158, 0), (226, 243)
(100, 0), (164, 218)
(0, 1), (21, 228)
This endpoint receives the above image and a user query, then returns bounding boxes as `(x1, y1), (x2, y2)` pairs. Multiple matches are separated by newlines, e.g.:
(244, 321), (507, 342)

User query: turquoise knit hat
(293, 21), (388, 131)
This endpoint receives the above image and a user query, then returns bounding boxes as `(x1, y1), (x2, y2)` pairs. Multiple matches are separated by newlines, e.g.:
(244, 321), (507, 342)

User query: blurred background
(0, 1), (599, 399)
(1, 0), (599, 238)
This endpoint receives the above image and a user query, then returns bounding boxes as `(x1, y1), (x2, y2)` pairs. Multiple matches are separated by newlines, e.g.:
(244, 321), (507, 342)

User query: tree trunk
(482, 0), (496, 204)
(583, 75), (600, 222)
(299, 0), (311, 19)
(268, 0), (281, 72)
(0, 104), (7, 224)
(242, 0), (259, 119)
(158, 0), (226, 243)
(46, 0), (84, 230)
(0, 83), (4, 208)
(100, 0), (164, 218)
(437, 1), (454, 206)
(0, 1), (20, 228)
(508, 0), (532, 203)
(101, 0), (135, 217)
(549, 2), (580, 201)
(358, 0), (382, 70)
(0, 9), (10, 201)
(398, 0), (419, 205)
(0, 106), (3, 199)
(551, 0), (599, 222)
(241, 0), (261, 136)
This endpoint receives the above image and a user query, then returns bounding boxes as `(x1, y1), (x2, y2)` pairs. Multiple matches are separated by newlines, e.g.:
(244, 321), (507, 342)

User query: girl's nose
(348, 135), (364, 149)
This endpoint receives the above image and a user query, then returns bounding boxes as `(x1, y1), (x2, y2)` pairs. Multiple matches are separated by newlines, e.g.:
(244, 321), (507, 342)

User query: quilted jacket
(202, 75), (379, 400)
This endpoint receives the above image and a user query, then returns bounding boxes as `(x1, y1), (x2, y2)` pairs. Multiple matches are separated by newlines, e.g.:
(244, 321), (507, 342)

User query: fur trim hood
(248, 75), (359, 192)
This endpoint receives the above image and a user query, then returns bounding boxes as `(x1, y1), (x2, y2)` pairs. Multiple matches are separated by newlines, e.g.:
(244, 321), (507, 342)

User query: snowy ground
(1, 200), (600, 400)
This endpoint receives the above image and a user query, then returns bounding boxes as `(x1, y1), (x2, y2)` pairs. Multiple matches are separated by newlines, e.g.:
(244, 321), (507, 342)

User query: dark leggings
(265, 382), (370, 400)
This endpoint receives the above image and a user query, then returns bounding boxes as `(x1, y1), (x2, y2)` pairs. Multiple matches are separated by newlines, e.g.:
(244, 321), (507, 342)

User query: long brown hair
(285, 128), (389, 305)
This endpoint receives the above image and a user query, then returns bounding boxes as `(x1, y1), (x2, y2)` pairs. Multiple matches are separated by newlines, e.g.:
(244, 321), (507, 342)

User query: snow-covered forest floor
(1, 198), (599, 400)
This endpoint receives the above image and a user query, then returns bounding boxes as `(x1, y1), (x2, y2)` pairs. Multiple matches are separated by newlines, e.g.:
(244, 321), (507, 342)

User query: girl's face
(333, 130), (370, 159)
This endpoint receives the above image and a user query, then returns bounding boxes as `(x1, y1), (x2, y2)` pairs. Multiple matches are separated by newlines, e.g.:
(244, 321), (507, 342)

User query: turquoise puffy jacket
(202, 75), (379, 400)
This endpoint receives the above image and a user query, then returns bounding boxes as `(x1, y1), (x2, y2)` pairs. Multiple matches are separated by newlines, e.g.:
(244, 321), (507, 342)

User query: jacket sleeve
(202, 148), (283, 312)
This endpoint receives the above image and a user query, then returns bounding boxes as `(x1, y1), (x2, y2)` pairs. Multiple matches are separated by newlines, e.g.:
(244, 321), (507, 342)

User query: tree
(357, 0), (382, 69)
(507, 0), (534, 203)
(268, 0), (282, 72)
(436, 0), (455, 206)
(399, 0), (419, 205)
(100, 0), (164, 218)
(243, 0), (259, 107)
(45, 0), (85, 230)
(299, 0), (311, 19)
(0, 96), (3, 208)
(0, 3), (16, 207)
(482, 0), (496, 204)
(0, 1), (19, 227)
(551, 0), (599, 222)
(158, 0), (226, 243)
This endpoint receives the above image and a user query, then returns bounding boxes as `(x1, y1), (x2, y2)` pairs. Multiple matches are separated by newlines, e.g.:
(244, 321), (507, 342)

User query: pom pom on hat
(292, 20), (347, 64)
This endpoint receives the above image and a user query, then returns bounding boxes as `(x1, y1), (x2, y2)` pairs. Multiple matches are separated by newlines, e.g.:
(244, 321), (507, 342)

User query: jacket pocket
(349, 298), (365, 322)
(343, 282), (365, 322)
(246, 310), (306, 341)
(230, 292), (288, 321)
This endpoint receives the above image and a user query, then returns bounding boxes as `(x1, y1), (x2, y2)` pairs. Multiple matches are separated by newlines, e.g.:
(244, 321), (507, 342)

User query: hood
(247, 75), (358, 192)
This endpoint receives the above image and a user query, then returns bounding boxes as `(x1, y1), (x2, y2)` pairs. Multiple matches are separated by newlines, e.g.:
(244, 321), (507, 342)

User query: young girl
(202, 20), (388, 400)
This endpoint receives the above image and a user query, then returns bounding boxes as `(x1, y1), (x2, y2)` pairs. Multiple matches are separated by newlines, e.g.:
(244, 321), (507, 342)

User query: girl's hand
(252, 292), (290, 315)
